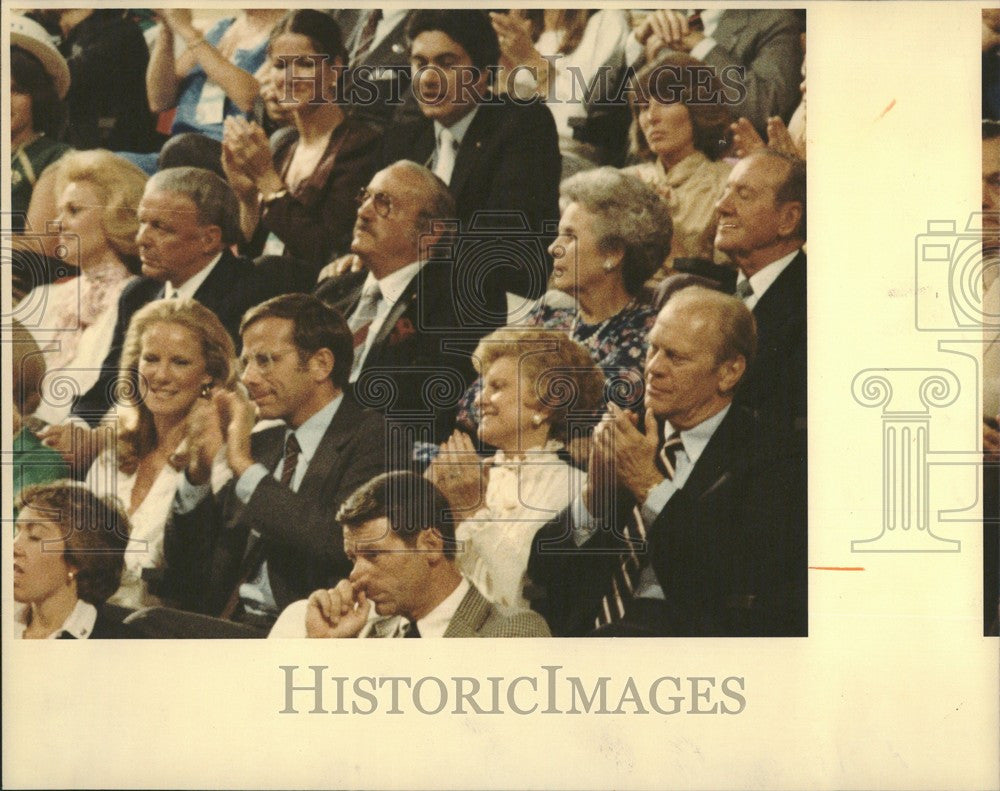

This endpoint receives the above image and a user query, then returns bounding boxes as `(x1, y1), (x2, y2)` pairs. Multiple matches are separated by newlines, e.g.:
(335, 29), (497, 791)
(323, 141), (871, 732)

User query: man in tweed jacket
(269, 471), (551, 638)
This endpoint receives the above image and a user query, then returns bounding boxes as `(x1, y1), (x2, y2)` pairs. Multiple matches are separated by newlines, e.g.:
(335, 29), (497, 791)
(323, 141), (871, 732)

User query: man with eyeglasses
(160, 293), (387, 634)
(315, 160), (503, 444)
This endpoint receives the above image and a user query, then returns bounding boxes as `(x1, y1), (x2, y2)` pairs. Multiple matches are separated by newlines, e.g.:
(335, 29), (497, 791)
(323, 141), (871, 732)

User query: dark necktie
(279, 433), (301, 489)
(404, 621), (421, 638)
(220, 432), (302, 620)
(688, 9), (704, 33)
(597, 430), (684, 628)
(351, 10), (382, 66)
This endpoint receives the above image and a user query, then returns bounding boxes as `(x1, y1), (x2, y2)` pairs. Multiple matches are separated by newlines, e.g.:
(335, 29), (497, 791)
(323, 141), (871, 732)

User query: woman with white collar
(13, 481), (133, 639)
(428, 328), (604, 611)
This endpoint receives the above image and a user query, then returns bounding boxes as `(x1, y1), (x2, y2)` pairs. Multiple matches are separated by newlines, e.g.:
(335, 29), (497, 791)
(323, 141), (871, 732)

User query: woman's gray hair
(559, 168), (673, 295)
(147, 166), (242, 245)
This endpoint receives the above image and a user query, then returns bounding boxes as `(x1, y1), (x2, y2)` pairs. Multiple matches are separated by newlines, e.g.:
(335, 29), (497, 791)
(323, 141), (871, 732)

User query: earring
(200, 383), (212, 399)
(531, 413), (543, 427)
(67, 571), (75, 582)
(603, 261), (615, 273)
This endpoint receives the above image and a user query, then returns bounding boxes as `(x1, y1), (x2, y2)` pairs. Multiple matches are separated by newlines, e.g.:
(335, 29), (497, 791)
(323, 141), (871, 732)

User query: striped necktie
(350, 9), (382, 65)
(596, 430), (684, 628)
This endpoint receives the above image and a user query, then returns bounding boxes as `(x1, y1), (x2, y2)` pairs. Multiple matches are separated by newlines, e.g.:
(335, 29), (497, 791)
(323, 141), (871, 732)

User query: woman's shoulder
(336, 118), (384, 156)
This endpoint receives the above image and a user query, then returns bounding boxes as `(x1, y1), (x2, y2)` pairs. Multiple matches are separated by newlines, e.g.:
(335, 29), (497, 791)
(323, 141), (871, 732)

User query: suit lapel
(447, 107), (490, 201)
(750, 250), (806, 333)
(365, 271), (419, 364)
(713, 10), (748, 49)
(678, 407), (750, 502)
(294, 397), (363, 497)
(443, 585), (491, 637)
(192, 250), (236, 306)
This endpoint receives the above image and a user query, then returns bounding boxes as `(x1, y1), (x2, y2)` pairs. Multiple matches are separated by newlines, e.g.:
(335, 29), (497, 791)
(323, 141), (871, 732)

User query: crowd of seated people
(7, 8), (809, 639)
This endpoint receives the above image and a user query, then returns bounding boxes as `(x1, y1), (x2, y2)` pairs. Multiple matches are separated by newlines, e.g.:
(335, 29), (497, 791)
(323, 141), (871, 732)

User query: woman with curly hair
(84, 298), (237, 608)
(428, 328), (604, 611)
(13, 481), (133, 638)
(453, 168), (670, 435)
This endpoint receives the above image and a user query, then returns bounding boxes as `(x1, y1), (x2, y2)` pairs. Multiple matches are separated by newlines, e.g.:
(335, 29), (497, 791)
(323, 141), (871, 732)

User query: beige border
(3, 3), (998, 789)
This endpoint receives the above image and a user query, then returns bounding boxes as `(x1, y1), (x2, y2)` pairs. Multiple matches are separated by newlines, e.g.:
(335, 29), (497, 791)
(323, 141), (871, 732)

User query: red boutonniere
(387, 317), (416, 346)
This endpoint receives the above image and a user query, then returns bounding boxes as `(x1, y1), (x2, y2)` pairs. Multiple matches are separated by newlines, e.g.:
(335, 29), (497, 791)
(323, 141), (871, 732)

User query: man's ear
(309, 347), (335, 382)
(416, 528), (445, 564)
(777, 201), (803, 238)
(716, 355), (747, 395)
(201, 224), (223, 254)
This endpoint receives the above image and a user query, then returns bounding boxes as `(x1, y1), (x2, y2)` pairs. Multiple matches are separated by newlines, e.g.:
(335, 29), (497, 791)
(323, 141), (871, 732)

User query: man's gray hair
(147, 166), (241, 245)
(387, 159), (456, 239)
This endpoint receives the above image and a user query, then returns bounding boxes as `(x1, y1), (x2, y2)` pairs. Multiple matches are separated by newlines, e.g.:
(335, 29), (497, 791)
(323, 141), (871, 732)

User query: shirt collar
(164, 251), (223, 300)
(14, 599), (99, 639)
(736, 248), (800, 306)
(412, 575), (470, 638)
(434, 104), (479, 147)
(362, 260), (427, 305)
(287, 393), (343, 463)
(667, 403), (730, 468)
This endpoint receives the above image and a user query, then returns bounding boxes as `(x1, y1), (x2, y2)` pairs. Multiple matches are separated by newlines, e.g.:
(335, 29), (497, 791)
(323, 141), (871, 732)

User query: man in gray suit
(270, 471), (551, 638)
(629, 9), (803, 134)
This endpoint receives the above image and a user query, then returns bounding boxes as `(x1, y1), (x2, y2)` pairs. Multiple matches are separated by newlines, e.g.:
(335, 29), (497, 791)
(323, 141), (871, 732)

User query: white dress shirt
(734, 248), (800, 311)
(349, 260), (426, 382)
(163, 252), (223, 300)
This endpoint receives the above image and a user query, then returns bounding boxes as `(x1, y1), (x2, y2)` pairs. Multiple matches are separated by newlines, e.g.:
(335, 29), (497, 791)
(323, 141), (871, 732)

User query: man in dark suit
(67, 166), (283, 426)
(332, 9), (421, 132)
(629, 9), (803, 135)
(162, 294), (387, 633)
(714, 148), (806, 436)
(269, 471), (551, 638)
(378, 10), (561, 301)
(315, 160), (503, 444)
(528, 287), (806, 637)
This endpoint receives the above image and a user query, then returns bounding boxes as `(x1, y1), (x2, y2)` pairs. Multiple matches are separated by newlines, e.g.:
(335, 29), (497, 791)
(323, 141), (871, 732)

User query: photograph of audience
(6, 7), (808, 640)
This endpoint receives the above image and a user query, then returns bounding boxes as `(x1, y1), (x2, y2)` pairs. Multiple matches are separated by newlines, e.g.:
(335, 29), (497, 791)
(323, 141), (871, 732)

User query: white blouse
(26, 269), (135, 425)
(512, 10), (631, 140)
(455, 442), (582, 612)
(85, 449), (184, 609)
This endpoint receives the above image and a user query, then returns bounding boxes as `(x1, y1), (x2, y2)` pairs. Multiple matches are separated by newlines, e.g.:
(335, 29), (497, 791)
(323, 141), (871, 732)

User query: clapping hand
(636, 10), (705, 59)
(183, 388), (225, 485)
(305, 579), (371, 638)
(222, 117), (280, 190)
(489, 11), (538, 69)
(730, 116), (800, 159)
(425, 430), (488, 517)
(587, 404), (664, 507)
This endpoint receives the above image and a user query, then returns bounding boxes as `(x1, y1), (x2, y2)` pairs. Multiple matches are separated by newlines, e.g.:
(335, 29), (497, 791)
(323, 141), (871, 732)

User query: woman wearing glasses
(84, 298), (237, 609)
(222, 10), (381, 274)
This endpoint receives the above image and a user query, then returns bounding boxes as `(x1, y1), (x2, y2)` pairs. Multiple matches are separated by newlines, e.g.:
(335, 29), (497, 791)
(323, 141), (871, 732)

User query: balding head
(351, 160), (455, 279)
(714, 150), (806, 277)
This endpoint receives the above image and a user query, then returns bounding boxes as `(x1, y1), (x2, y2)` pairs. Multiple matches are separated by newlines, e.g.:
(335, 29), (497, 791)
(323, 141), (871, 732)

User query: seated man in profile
(269, 471), (552, 638)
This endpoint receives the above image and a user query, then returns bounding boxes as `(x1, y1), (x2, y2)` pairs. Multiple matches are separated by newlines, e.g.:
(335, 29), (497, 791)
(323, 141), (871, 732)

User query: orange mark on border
(875, 99), (896, 121)
(809, 566), (865, 571)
